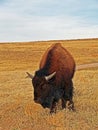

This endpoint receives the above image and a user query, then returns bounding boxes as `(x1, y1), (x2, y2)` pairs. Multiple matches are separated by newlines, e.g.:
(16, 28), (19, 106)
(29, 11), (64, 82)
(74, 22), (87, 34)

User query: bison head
(26, 71), (63, 109)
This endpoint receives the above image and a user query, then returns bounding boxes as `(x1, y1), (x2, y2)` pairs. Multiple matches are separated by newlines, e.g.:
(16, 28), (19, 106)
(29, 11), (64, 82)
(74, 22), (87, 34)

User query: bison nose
(34, 98), (42, 104)
(34, 99), (39, 103)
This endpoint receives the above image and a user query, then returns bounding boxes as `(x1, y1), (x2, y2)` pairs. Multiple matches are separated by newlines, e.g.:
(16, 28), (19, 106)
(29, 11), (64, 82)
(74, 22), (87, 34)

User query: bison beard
(27, 43), (76, 113)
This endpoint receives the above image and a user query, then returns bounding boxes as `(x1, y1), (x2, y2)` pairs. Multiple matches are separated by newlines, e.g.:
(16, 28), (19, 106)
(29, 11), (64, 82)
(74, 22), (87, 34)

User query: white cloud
(0, 0), (98, 42)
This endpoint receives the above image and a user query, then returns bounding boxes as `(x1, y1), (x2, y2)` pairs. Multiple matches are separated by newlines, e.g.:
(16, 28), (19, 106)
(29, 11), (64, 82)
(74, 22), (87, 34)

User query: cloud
(0, 0), (98, 42)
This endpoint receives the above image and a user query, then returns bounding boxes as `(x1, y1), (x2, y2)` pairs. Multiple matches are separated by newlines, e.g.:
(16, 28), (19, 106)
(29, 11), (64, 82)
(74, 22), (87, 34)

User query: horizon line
(0, 37), (98, 44)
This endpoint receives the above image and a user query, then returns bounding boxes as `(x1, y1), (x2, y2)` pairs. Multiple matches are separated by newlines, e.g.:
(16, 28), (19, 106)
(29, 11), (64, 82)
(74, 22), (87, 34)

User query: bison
(27, 43), (76, 113)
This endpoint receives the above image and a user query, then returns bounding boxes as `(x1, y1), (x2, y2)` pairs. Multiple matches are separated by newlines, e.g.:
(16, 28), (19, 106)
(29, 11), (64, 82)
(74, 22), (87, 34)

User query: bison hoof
(72, 108), (76, 112)
(50, 109), (56, 114)
(68, 105), (76, 112)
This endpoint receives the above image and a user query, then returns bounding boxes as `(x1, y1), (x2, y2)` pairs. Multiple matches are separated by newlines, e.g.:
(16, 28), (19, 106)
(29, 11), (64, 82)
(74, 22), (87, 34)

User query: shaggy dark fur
(32, 43), (76, 113)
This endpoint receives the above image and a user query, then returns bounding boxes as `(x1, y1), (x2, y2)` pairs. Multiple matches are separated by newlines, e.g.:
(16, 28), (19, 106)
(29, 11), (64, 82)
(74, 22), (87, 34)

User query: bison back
(40, 43), (76, 85)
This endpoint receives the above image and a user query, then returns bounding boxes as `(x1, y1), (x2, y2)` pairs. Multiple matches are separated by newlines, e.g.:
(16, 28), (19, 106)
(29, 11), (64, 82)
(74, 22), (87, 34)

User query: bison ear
(26, 72), (34, 79)
(45, 72), (56, 81)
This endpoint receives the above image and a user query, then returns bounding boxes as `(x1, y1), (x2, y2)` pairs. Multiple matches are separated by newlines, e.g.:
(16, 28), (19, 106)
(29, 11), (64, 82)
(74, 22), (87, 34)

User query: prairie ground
(0, 39), (98, 130)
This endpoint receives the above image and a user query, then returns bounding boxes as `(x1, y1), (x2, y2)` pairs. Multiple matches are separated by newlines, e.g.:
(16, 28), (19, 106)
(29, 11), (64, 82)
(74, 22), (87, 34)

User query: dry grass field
(0, 39), (98, 130)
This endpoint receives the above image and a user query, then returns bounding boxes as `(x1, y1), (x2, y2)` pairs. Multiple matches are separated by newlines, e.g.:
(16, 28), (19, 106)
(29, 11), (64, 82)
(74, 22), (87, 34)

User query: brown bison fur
(27, 43), (76, 113)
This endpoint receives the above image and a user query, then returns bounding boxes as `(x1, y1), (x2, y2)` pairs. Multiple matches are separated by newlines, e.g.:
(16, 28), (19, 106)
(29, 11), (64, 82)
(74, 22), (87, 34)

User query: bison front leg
(62, 98), (66, 109)
(67, 99), (75, 111)
(50, 100), (57, 114)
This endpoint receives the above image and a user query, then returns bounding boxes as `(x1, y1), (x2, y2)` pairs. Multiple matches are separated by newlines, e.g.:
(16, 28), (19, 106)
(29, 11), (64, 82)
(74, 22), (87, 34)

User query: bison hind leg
(67, 86), (76, 111)
(64, 80), (76, 111)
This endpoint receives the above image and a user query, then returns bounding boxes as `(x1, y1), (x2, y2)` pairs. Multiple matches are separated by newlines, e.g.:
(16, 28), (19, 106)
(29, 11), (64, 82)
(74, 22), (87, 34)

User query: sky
(0, 0), (98, 42)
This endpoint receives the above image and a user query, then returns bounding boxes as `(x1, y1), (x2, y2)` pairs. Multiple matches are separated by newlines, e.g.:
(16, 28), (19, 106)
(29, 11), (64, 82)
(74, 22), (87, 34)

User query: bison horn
(26, 72), (34, 79)
(45, 72), (56, 81)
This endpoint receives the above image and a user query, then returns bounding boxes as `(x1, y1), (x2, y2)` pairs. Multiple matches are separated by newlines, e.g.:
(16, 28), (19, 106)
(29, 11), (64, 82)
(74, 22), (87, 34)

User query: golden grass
(0, 39), (98, 130)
